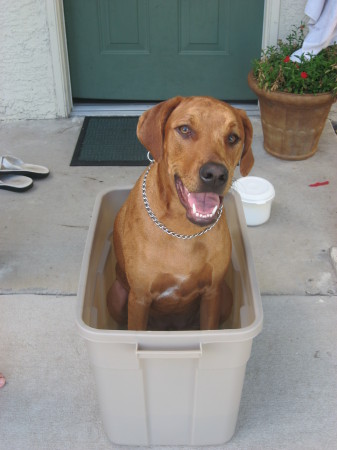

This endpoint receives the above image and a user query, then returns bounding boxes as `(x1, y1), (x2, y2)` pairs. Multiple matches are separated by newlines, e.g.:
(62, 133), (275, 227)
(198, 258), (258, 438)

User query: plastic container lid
(232, 177), (275, 205)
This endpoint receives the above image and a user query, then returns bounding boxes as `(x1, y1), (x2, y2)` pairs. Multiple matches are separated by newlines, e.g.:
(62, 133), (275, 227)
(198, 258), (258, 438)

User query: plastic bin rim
(75, 311), (263, 344)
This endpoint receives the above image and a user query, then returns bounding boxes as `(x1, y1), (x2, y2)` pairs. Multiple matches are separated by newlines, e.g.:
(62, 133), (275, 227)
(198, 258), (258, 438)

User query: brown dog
(107, 96), (254, 331)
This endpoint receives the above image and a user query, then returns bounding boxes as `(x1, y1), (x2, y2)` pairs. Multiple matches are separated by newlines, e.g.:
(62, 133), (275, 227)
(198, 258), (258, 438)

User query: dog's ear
(137, 96), (183, 161)
(237, 109), (254, 176)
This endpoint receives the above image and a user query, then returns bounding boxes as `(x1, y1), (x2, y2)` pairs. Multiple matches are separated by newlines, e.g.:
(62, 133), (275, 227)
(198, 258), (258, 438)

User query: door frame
(48, 0), (280, 117)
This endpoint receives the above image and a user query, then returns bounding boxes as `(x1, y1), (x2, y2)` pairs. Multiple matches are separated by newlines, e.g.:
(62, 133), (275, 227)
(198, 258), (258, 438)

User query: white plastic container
(232, 176), (275, 226)
(76, 187), (263, 446)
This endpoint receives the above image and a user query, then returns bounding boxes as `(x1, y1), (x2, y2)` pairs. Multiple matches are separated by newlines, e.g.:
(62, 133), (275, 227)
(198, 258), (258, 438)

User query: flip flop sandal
(0, 174), (33, 192)
(0, 155), (49, 178)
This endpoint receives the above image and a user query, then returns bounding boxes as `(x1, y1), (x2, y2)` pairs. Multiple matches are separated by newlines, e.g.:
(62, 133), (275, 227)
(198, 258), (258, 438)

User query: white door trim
(46, 0), (73, 117)
(262, 0), (281, 49)
(49, 0), (279, 117)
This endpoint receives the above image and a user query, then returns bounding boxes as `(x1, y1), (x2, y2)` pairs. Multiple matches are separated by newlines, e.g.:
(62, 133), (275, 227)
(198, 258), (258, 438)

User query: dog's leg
(200, 279), (233, 330)
(127, 291), (150, 330)
(219, 280), (233, 323)
(107, 279), (128, 325)
(200, 288), (222, 330)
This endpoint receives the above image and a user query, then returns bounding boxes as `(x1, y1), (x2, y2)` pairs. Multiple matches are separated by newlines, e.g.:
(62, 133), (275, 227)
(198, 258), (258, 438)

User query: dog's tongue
(187, 192), (220, 217)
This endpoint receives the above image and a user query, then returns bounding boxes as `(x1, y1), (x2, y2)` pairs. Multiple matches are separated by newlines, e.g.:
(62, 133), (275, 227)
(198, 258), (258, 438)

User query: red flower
(301, 71), (308, 79)
(283, 56), (290, 63)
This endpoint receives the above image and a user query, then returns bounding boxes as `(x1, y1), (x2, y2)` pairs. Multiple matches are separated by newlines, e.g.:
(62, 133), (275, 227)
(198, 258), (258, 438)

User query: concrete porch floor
(0, 112), (337, 449)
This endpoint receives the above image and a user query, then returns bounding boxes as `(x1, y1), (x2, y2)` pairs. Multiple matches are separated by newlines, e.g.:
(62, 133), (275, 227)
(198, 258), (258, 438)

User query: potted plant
(248, 24), (337, 160)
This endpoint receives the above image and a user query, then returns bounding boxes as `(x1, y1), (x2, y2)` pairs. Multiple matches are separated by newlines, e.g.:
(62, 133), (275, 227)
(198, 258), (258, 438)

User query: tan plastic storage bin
(76, 187), (263, 446)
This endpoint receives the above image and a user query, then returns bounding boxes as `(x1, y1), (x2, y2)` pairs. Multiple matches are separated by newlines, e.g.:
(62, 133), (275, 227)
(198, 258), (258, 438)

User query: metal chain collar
(142, 162), (223, 240)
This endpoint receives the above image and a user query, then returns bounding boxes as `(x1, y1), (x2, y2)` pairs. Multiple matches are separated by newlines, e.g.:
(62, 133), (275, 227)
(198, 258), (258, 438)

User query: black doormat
(70, 116), (149, 166)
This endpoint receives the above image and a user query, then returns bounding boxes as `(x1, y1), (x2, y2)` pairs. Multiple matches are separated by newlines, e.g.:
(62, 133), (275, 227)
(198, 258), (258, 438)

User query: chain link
(142, 163), (223, 240)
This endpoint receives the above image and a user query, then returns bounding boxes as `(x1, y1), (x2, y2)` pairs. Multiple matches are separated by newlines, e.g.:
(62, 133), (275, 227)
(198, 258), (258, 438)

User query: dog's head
(137, 96), (254, 226)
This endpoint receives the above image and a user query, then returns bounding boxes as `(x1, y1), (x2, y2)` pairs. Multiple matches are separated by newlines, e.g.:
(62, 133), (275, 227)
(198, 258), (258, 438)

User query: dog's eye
(228, 134), (239, 145)
(178, 125), (192, 137)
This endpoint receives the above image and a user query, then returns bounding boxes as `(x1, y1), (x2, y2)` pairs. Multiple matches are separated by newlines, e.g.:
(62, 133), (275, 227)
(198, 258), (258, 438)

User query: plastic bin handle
(136, 343), (202, 359)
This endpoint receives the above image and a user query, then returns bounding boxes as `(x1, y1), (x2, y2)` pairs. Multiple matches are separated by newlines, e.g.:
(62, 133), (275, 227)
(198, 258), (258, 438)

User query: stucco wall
(0, 0), (309, 120)
(278, 0), (308, 40)
(0, 0), (57, 120)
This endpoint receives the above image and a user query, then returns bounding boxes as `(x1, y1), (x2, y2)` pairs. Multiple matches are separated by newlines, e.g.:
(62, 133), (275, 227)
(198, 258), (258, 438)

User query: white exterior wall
(278, 0), (308, 40)
(0, 0), (309, 120)
(0, 0), (57, 120)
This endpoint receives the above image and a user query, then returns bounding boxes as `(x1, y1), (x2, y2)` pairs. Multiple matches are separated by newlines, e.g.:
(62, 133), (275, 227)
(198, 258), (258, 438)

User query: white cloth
(290, 0), (337, 61)
(305, 0), (326, 22)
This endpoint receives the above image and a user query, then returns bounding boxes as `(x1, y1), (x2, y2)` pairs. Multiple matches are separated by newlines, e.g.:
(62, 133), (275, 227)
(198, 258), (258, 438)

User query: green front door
(64, 0), (264, 101)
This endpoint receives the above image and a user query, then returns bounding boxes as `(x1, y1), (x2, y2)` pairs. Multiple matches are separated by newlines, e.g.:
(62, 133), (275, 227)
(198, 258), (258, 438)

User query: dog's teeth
(212, 205), (218, 216)
(192, 203), (196, 214)
(195, 211), (216, 219)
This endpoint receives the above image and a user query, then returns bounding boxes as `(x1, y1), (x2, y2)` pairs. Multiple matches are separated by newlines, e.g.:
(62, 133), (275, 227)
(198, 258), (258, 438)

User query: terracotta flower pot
(247, 71), (335, 160)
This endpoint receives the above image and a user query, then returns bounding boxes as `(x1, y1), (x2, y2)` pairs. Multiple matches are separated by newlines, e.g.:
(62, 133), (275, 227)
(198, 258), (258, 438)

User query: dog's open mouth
(175, 175), (222, 226)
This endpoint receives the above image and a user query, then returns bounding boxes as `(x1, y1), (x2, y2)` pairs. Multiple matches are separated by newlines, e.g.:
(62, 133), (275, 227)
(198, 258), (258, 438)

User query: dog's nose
(199, 162), (228, 189)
